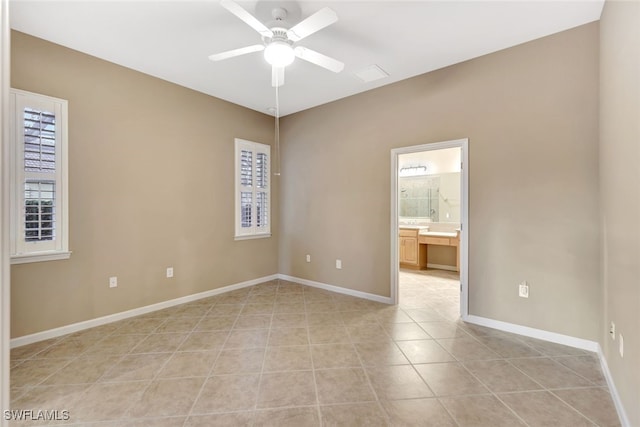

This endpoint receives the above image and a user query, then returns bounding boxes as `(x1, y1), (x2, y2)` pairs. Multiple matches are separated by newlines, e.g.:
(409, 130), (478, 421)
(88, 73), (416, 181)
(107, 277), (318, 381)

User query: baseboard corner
(595, 344), (631, 427)
(278, 274), (393, 304)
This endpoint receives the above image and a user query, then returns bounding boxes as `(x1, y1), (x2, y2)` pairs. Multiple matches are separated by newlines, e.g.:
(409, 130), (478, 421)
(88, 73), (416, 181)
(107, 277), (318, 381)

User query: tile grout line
(124, 311), (206, 421)
(107, 304), (211, 424)
(57, 320), (164, 423)
(250, 284), (276, 422)
(499, 356), (604, 425)
(553, 389), (606, 426)
(305, 285), (324, 426)
(349, 322), (392, 425)
(181, 292), (243, 426)
(54, 317), (172, 424)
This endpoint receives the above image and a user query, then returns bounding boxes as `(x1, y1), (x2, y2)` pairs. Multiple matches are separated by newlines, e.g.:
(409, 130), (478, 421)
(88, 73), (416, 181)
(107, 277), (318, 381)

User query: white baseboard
(10, 274), (278, 348)
(278, 274), (393, 304)
(463, 314), (599, 352)
(426, 263), (458, 272)
(464, 314), (628, 426)
(597, 345), (631, 427)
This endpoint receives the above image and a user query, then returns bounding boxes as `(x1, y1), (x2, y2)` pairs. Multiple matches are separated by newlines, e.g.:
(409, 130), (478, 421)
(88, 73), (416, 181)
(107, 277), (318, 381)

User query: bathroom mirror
(399, 172), (460, 223)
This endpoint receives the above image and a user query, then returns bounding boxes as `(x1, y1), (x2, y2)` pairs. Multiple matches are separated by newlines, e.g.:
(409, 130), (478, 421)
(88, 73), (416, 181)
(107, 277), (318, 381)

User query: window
(235, 138), (271, 239)
(10, 89), (70, 263)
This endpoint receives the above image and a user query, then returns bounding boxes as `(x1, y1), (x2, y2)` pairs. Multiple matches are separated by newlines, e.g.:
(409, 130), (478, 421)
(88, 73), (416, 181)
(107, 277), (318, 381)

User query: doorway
(390, 139), (469, 319)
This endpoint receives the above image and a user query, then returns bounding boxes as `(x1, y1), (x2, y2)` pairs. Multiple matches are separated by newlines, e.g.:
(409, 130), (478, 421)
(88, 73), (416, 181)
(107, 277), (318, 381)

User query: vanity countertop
(419, 230), (458, 238)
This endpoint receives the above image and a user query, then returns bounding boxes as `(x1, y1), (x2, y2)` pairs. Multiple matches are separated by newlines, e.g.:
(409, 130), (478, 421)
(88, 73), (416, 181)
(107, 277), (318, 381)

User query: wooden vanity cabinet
(399, 228), (427, 269)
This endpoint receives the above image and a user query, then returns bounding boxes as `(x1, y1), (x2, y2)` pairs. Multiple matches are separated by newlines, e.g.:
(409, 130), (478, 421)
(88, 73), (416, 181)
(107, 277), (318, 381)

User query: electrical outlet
(518, 281), (529, 298)
(306, 254), (311, 263)
(336, 259), (342, 269)
(166, 267), (174, 278)
(610, 322), (616, 340)
(619, 334), (624, 358)
(109, 276), (118, 288)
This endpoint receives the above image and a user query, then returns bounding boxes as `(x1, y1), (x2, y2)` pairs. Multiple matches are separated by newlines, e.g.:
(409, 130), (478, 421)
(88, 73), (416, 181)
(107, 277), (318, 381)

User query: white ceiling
(10, 0), (604, 117)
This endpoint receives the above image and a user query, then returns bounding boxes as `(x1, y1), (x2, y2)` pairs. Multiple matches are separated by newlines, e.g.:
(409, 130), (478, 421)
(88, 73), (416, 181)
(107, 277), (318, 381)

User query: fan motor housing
(264, 28), (293, 46)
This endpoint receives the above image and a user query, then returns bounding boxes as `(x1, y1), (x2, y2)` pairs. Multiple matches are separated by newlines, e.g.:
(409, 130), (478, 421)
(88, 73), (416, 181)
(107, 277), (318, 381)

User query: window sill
(11, 251), (72, 265)
(234, 233), (272, 241)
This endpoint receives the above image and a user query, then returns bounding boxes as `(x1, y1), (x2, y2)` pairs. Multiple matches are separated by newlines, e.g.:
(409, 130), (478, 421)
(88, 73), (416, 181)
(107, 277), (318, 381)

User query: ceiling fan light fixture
(264, 41), (295, 67)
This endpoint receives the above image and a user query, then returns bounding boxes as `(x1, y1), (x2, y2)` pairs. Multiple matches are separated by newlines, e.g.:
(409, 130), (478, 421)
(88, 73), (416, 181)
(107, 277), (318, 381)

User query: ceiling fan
(209, 0), (344, 87)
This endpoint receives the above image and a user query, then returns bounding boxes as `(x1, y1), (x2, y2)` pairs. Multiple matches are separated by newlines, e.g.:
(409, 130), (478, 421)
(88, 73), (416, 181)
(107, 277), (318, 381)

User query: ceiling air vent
(353, 64), (389, 83)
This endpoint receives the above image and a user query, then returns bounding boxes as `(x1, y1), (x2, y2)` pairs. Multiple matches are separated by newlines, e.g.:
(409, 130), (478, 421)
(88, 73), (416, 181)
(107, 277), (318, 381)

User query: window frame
(9, 88), (70, 264)
(234, 138), (271, 240)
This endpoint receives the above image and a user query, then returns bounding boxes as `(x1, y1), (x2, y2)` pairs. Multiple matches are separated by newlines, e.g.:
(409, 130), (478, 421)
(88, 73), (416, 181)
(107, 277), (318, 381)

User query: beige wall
(10, 31), (278, 337)
(279, 23), (601, 340)
(600, 1), (640, 425)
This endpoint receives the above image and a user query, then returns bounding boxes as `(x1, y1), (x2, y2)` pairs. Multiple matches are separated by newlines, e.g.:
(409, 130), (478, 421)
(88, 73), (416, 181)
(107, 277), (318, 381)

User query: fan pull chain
(273, 76), (281, 176)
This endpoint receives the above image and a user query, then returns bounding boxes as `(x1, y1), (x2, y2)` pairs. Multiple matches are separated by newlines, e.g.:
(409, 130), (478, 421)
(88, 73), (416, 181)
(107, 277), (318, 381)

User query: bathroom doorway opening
(390, 139), (469, 319)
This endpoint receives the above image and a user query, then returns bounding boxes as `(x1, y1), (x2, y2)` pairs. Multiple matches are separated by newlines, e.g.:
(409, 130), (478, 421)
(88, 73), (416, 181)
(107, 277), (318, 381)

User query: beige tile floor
(9, 270), (620, 426)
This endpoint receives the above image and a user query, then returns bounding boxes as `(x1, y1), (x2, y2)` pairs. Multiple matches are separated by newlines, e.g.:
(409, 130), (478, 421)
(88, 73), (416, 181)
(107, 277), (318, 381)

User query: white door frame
(1, 0), (11, 423)
(390, 138), (469, 318)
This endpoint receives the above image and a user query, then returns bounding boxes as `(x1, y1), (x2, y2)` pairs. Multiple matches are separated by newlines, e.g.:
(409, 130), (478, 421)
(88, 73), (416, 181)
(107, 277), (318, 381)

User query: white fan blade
(208, 44), (264, 62)
(287, 7), (337, 42)
(220, 0), (273, 38)
(294, 46), (344, 73)
(272, 66), (285, 87)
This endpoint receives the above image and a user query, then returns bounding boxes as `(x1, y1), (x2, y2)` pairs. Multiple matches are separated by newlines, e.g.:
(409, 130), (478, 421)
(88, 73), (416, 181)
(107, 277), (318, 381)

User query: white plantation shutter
(10, 89), (69, 261)
(24, 108), (57, 173)
(24, 181), (56, 242)
(255, 152), (268, 229)
(23, 107), (57, 244)
(235, 139), (271, 239)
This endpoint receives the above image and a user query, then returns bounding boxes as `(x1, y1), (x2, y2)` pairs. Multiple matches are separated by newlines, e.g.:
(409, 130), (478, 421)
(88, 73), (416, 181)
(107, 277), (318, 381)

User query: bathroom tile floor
(9, 271), (620, 426)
